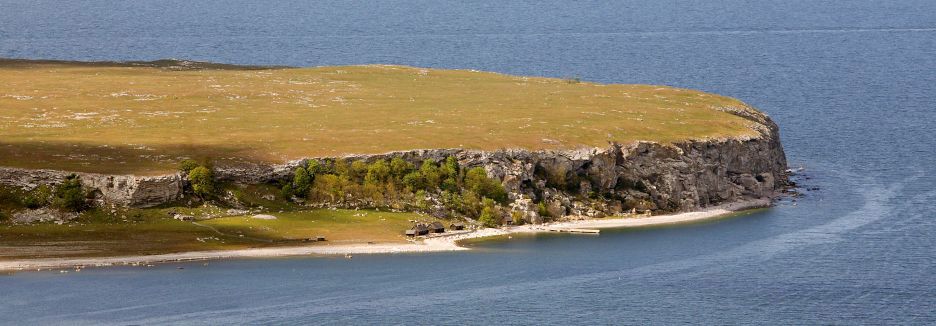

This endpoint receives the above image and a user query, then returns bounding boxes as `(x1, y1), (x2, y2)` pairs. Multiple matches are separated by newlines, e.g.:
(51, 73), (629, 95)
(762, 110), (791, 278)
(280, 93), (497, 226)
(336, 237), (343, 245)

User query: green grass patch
(202, 209), (439, 243)
(0, 208), (431, 260)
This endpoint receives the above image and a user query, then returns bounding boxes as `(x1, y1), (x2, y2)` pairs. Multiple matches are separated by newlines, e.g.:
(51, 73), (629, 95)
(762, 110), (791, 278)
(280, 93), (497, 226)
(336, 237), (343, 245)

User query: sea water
(0, 0), (934, 324)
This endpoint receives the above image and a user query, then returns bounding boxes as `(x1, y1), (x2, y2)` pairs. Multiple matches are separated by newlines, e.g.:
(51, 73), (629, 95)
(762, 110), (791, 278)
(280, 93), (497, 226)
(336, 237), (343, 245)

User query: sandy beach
(0, 199), (770, 272)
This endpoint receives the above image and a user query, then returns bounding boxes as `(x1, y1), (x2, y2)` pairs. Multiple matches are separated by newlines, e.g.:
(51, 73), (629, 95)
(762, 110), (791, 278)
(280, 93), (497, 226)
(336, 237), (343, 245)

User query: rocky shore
(0, 199), (770, 272)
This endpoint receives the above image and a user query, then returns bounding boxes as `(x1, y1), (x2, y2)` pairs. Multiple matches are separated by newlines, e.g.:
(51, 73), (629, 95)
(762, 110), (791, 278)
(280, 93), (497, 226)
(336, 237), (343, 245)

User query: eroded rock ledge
(0, 114), (788, 221)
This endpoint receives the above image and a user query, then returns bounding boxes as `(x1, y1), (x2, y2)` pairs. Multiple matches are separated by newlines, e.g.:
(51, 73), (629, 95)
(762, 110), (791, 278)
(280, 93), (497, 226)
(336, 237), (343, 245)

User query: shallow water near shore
(1, 0), (935, 324)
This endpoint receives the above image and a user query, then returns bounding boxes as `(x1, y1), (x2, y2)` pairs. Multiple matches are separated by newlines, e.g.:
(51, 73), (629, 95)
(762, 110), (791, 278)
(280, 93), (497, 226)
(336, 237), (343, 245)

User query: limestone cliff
(0, 168), (183, 208)
(0, 112), (787, 220)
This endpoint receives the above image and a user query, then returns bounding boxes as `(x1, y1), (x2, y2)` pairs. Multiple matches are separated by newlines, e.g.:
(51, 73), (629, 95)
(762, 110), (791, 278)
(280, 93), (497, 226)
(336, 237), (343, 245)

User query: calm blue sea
(1, 0), (934, 324)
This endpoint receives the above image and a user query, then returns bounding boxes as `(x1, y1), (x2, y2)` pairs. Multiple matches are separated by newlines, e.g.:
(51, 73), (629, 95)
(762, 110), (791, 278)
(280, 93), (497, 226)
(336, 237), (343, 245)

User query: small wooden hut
(405, 229), (417, 237)
(428, 222), (445, 233)
(450, 222), (465, 230)
(412, 224), (430, 236)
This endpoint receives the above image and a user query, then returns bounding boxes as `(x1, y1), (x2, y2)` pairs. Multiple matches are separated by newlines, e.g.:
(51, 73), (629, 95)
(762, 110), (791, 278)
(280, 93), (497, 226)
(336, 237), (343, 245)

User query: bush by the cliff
(188, 166), (216, 199)
(21, 185), (51, 209)
(52, 174), (88, 212)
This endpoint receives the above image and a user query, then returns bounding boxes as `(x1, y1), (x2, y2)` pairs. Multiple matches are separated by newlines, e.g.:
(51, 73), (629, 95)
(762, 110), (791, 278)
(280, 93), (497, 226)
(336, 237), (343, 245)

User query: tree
(312, 174), (343, 202)
(439, 157), (461, 192)
(389, 157), (413, 182)
(460, 191), (482, 217)
(419, 159), (442, 189)
(188, 166), (215, 199)
(292, 166), (312, 197)
(306, 160), (322, 175)
(442, 156), (459, 179)
(365, 159), (391, 186)
(350, 160), (369, 183)
(333, 159), (350, 178)
(53, 174), (87, 212)
(402, 171), (426, 191)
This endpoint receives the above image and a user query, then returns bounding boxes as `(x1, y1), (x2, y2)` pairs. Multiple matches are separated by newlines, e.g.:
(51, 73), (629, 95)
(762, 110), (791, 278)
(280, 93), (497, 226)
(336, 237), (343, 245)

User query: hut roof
(429, 222), (445, 229)
(413, 224), (429, 232)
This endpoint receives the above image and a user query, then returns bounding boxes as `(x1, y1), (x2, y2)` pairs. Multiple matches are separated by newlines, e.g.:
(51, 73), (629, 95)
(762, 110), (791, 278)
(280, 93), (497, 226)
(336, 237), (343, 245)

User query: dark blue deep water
(1, 0), (935, 324)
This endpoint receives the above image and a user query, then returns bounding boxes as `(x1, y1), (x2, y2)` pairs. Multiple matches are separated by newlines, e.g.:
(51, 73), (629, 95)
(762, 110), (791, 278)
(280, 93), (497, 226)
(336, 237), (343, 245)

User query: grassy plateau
(0, 59), (759, 175)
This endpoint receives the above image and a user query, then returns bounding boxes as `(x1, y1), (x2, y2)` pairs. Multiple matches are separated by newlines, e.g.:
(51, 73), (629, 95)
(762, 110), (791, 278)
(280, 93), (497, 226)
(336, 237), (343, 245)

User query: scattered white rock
(173, 214), (194, 221)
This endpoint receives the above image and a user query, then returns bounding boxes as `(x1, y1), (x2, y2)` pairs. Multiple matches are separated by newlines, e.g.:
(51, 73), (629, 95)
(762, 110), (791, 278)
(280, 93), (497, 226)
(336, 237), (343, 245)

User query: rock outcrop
(0, 167), (183, 208)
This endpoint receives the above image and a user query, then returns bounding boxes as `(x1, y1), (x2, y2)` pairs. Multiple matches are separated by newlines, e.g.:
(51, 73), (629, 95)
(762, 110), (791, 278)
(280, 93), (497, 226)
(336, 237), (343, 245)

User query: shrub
(546, 165), (568, 189)
(460, 191), (482, 217)
(280, 183), (295, 200)
(537, 202), (550, 217)
(441, 177), (459, 193)
(478, 206), (498, 228)
(53, 174), (87, 212)
(188, 166), (215, 199)
(414, 190), (429, 211)
(440, 190), (463, 214)
(292, 166), (312, 197)
(464, 167), (507, 203)
(511, 211), (525, 225)
(179, 159), (200, 174)
(22, 185), (52, 209)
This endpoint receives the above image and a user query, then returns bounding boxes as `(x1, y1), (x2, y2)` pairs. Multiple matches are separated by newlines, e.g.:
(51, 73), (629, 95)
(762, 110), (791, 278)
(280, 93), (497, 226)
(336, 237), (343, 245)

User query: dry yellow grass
(0, 60), (759, 175)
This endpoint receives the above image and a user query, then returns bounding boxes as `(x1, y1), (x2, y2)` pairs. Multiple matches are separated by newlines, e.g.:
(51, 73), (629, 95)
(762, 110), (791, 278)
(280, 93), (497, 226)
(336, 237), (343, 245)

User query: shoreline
(0, 199), (771, 273)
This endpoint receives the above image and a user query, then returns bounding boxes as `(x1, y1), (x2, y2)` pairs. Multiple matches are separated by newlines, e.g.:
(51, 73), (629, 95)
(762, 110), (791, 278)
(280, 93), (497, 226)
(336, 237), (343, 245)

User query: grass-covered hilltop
(0, 58), (761, 174)
(0, 59), (788, 264)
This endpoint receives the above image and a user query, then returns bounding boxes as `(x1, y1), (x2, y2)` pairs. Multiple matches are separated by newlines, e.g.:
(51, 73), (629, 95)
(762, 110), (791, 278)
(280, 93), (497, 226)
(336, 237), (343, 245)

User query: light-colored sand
(0, 199), (770, 272)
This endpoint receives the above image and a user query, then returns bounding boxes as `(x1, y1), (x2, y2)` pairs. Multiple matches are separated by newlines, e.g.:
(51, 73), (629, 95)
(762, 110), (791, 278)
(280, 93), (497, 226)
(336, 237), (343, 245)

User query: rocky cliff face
(0, 112), (787, 218)
(0, 167), (183, 208)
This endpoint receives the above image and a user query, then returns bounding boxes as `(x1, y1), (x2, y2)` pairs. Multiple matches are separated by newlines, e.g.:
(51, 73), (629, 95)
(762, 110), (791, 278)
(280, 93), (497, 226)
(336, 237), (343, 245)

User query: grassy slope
(0, 60), (759, 175)
(0, 208), (430, 260)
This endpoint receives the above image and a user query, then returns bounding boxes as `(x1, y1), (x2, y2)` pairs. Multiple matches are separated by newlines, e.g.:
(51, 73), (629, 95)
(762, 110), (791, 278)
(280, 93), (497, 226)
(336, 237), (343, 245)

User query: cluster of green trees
(15, 174), (89, 212)
(279, 156), (508, 222)
(176, 156), (511, 224)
